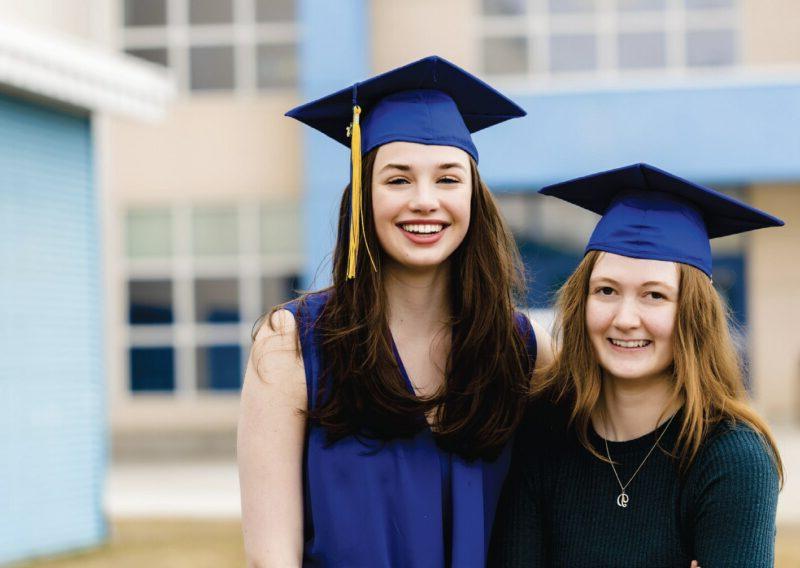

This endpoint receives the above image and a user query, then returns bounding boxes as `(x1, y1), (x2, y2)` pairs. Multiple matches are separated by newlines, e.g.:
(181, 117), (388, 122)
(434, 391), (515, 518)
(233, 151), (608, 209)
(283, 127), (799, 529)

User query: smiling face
(586, 252), (679, 385)
(371, 141), (472, 272)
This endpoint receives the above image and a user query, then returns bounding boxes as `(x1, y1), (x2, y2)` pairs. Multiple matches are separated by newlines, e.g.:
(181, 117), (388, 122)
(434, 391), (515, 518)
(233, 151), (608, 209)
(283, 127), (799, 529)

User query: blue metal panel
(0, 93), (105, 563)
(299, 0), (369, 288)
(475, 80), (800, 189)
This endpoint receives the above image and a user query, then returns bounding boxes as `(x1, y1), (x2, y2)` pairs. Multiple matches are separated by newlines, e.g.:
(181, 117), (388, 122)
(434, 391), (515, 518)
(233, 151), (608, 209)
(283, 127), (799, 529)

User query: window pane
(189, 0), (233, 24)
(197, 345), (242, 391)
(261, 201), (301, 255)
(125, 47), (169, 67)
(482, 37), (528, 75)
(548, 0), (595, 13)
(130, 347), (175, 391)
(190, 45), (235, 91)
(618, 0), (665, 11)
(195, 278), (240, 323)
(262, 275), (300, 312)
(192, 206), (238, 256)
(256, 44), (298, 89)
(619, 32), (666, 69)
(129, 280), (173, 324)
(482, 0), (526, 16)
(549, 34), (597, 73)
(124, 0), (167, 26)
(255, 0), (296, 22)
(686, 29), (736, 66)
(126, 208), (172, 258)
(686, 0), (734, 8)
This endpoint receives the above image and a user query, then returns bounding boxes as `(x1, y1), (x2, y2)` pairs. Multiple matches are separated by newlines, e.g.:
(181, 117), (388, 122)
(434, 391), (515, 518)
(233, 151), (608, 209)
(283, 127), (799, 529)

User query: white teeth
(610, 339), (651, 348)
(401, 224), (444, 234)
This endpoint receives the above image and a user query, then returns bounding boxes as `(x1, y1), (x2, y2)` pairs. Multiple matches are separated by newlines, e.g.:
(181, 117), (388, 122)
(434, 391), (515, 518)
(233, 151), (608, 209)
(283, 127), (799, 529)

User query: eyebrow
(589, 276), (677, 290)
(378, 162), (467, 174)
(438, 162), (467, 172)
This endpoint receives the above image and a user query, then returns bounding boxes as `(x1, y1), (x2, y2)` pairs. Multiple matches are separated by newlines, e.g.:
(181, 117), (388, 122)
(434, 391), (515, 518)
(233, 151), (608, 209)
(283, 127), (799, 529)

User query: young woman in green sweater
(490, 164), (784, 567)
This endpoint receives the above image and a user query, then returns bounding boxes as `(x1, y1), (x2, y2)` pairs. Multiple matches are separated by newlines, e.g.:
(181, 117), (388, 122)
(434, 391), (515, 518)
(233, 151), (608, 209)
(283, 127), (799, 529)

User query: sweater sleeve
(488, 414), (548, 567)
(688, 425), (779, 568)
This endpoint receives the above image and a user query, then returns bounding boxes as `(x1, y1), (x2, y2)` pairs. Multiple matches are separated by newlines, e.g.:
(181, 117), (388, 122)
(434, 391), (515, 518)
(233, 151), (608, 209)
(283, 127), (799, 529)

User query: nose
(612, 296), (641, 331)
(408, 180), (439, 213)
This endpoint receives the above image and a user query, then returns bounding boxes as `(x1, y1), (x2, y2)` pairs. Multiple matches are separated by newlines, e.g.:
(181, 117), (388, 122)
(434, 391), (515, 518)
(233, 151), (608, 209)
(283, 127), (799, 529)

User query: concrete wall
(370, 0), (476, 73)
(742, 0), (800, 65)
(749, 184), (800, 423)
(0, 0), (112, 45)
(107, 96), (300, 204)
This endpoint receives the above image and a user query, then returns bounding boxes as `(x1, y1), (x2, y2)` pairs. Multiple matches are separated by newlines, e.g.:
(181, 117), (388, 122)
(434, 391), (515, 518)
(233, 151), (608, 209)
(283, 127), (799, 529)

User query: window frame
(123, 200), (303, 397)
(477, 0), (742, 82)
(120, 0), (300, 93)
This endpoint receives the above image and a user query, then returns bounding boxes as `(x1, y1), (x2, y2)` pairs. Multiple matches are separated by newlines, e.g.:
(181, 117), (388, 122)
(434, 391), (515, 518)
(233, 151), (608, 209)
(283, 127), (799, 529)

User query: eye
(437, 176), (460, 184)
(647, 291), (666, 300)
(594, 286), (615, 296)
(386, 177), (410, 185)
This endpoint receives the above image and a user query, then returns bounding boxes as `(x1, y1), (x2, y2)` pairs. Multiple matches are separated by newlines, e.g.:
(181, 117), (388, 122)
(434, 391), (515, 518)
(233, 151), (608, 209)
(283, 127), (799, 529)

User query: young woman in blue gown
(237, 56), (552, 567)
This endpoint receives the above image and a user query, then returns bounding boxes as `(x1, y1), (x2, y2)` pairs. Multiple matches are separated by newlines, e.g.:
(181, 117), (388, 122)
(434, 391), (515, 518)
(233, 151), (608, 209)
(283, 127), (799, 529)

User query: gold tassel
(346, 105), (376, 280)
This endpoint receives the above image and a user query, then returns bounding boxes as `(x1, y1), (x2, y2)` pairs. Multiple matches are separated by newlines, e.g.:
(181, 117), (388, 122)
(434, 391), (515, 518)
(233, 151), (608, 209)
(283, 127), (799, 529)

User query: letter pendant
(616, 492), (629, 508)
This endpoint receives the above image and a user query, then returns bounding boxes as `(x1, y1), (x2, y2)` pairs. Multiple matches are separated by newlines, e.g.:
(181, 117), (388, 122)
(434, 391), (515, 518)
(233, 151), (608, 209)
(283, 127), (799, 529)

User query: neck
(383, 260), (451, 336)
(593, 371), (681, 441)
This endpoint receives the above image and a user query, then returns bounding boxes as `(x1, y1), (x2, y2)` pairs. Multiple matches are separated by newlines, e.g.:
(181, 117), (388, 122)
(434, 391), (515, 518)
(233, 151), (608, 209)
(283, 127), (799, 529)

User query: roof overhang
(0, 20), (175, 121)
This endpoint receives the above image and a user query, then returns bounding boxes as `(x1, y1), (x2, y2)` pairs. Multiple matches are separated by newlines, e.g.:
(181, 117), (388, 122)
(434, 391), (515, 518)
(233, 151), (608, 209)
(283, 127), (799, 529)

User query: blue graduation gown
(284, 293), (536, 567)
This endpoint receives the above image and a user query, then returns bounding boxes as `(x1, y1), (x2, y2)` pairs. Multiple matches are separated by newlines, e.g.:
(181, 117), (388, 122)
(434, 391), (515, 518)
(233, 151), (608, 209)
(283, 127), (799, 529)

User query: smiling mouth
(398, 223), (449, 235)
(608, 338), (652, 348)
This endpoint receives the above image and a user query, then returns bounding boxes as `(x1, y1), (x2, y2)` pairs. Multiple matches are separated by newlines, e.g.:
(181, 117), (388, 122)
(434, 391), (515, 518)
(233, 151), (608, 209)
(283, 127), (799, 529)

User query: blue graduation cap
(539, 163), (784, 277)
(286, 55), (526, 278)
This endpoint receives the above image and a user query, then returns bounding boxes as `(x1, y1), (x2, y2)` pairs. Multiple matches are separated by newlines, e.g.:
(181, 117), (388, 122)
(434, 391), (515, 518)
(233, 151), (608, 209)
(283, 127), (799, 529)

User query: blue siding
(299, 0), (369, 288)
(0, 93), (105, 563)
(474, 80), (800, 189)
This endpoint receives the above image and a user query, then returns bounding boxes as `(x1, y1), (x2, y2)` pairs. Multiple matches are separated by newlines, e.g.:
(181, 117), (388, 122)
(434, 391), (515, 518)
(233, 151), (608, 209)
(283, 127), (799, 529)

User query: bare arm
(237, 309), (308, 567)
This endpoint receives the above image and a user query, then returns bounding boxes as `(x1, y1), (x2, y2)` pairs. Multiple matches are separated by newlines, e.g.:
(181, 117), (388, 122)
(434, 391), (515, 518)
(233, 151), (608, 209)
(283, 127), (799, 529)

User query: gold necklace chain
(603, 411), (677, 509)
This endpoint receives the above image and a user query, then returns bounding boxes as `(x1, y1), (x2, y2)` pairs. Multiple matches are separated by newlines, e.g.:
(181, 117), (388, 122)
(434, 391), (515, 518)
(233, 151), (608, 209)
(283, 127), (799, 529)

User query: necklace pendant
(616, 491), (629, 508)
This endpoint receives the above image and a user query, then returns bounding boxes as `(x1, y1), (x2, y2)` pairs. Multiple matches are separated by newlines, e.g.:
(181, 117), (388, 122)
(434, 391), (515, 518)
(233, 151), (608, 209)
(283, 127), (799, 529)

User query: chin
(602, 362), (670, 383)
(397, 257), (450, 272)
(389, 248), (455, 270)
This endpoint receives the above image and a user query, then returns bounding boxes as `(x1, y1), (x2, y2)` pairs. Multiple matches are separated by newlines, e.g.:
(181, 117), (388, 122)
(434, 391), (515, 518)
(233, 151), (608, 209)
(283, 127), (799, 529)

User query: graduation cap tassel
(345, 105), (377, 280)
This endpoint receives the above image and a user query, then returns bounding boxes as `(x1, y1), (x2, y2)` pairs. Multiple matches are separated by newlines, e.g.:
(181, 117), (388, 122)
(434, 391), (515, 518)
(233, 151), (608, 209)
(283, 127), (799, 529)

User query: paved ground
(105, 425), (800, 523)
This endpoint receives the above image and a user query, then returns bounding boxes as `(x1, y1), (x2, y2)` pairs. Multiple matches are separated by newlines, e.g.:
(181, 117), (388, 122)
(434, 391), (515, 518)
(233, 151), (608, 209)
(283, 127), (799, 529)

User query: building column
(299, 0), (369, 288)
(748, 183), (800, 424)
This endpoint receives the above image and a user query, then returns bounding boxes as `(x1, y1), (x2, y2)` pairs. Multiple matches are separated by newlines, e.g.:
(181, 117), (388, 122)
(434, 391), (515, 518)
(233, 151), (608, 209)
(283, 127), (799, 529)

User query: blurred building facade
(101, 0), (800, 458)
(0, 1), (172, 563)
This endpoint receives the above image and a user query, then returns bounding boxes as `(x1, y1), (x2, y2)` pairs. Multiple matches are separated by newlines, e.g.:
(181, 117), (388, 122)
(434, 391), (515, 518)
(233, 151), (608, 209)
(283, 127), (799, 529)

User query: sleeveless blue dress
(285, 292), (537, 567)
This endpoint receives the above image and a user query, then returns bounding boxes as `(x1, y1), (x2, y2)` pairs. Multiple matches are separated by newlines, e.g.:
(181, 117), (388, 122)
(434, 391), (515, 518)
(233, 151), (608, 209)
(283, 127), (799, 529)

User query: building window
(131, 347), (176, 391)
(479, 0), (740, 80)
(189, 45), (236, 91)
(124, 0), (167, 27)
(124, 201), (302, 394)
(121, 0), (299, 92)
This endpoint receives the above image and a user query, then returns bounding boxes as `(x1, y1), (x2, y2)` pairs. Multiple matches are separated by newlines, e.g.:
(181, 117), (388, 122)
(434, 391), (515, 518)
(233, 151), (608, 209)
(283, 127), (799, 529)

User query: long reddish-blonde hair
(533, 250), (783, 483)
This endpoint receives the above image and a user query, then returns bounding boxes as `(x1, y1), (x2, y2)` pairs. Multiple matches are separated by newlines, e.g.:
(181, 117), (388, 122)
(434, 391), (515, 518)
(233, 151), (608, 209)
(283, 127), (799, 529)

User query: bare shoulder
(245, 309), (307, 405)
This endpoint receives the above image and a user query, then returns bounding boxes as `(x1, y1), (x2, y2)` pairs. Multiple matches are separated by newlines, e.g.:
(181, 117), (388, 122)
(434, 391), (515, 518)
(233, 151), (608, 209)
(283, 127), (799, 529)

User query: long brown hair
(264, 148), (533, 461)
(534, 250), (783, 482)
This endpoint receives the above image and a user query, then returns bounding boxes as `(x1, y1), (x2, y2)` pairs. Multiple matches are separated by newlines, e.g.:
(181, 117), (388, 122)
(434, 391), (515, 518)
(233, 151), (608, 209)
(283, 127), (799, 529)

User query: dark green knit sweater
(489, 403), (779, 567)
